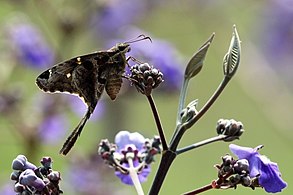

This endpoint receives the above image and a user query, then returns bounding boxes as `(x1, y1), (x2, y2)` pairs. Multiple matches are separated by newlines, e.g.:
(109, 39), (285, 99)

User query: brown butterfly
(36, 35), (151, 155)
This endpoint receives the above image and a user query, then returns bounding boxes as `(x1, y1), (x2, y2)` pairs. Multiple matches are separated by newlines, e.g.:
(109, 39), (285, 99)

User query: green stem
(146, 95), (168, 151)
(176, 135), (227, 155)
(176, 77), (190, 125)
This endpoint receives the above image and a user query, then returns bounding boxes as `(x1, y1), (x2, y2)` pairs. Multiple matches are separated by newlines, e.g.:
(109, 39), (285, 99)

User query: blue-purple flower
(229, 144), (287, 193)
(6, 14), (55, 69)
(98, 131), (161, 186)
(114, 131), (150, 185)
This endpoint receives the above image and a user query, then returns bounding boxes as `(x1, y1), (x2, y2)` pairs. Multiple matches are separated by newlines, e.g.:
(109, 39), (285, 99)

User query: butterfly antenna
(125, 34), (152, 44)
(59, 108), (92, 155)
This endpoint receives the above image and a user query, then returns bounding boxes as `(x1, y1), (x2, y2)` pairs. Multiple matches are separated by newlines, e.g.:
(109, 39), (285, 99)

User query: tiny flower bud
(179, 99), (198, 124)
(14, 183), (25, 193)
(234, 159), (250, 174)
(12, 155), (37, 171)
(40, 157), (52, 169)
(10, 171), (21, 181)
(241, 175), (252, 187)
(47, 171), (61, 182)
(19, 169), (45, 191)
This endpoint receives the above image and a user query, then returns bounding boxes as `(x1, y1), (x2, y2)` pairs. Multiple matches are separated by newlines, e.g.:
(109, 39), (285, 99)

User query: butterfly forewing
(36, 43), (131, 155)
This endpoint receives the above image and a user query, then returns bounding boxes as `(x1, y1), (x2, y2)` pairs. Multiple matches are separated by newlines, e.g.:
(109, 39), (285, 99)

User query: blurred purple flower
(90, 0), (148, 39)
(229, 144), (287, 193)
(114, 131), (151, 185)
(0, 184), (15, 195)
(67, 95), (105, 121)
(6, 15), (55, 69)
(66, 154), (120, 195)
(31, 93), (68, 144)
(260, 0), (293, 80)
(38, 114), (68, 144)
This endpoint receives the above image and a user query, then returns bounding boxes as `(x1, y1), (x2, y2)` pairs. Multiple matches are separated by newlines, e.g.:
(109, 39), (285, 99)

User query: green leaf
(223, 25), (241, 78)
(185, 33), (215, 79)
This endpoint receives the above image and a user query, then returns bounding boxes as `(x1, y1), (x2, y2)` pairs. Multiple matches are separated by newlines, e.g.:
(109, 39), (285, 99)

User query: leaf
(185, 33), (215, 79)
(223, 25), (241, 78)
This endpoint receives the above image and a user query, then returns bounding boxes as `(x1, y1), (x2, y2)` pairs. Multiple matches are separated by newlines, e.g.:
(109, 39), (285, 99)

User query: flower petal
(257, 157), (287, 193)
(229, 144), (255, 159)
(115, 131), (145, 150)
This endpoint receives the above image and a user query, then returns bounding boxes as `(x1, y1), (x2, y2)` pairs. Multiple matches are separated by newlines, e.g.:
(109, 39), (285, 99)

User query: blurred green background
(0, 0), (292, 194)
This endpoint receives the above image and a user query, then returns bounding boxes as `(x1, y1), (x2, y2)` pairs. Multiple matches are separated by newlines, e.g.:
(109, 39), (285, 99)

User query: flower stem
(183, 184), (213, 195)
(127, 158), (145, 195)
(176, 77), (190, 125)
(146, 95), (168, 151)
(176, 135), (227, 155)
(170, 76), (231, 150)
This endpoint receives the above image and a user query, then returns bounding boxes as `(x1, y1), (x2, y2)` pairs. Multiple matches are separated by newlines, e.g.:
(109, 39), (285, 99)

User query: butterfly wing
(36, 52), (108, 155)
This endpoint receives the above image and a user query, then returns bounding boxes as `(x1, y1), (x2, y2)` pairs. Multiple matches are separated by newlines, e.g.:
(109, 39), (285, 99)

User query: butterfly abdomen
(105, 75), (123, 100)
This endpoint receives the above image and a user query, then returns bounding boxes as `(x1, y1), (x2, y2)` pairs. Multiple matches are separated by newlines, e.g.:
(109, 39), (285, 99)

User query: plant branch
(176, 135), (227, 155)
(176, 77), (190, 125)
(146, 95), (168, 151)
(170, 76), (231, 150)
(183, 184), (213, 195)
(148, 150), (176, 195)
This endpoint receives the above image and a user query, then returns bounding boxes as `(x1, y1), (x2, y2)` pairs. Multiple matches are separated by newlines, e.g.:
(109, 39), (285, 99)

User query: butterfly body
(36, 43), (130, 155)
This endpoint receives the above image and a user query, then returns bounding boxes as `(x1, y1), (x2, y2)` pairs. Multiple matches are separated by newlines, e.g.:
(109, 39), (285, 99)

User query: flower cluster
(129, 62), (164, 96)
(216, 119), (244, 141)
(98, 131), (161, 185)
(10, 155), (62, 195)
(213, 144), (287, 193)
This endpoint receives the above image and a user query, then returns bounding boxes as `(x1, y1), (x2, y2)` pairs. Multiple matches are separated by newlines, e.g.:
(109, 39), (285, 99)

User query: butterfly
(36, 35), (151, 155)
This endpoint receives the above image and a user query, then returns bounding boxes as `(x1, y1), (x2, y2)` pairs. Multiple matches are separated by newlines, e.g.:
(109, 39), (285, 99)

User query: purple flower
(259, 0), (293, 83)
(114, 131), (151, 185)
(66, 155), (120, 194)
(229, 144), (287, 193)
(115, 131), (145, 151)
(6, 15), (55, 69)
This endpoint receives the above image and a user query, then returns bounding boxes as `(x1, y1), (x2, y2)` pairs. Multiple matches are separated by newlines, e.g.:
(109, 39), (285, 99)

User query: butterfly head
(116, 34), (152, 54)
